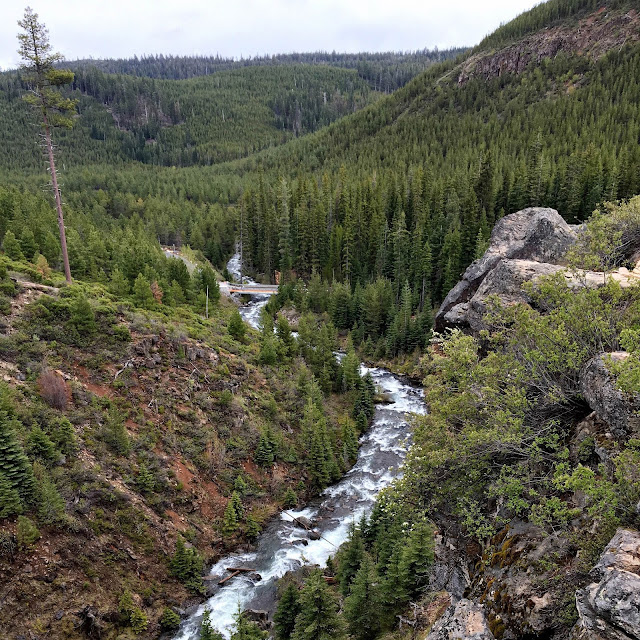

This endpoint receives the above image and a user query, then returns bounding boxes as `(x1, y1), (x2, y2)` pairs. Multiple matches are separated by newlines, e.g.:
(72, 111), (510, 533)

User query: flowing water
(175, 255), (425, 639)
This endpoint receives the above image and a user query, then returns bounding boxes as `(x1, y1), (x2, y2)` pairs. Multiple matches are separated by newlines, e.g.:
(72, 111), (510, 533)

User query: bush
(38, 370), (68, 410)
(160, 607), (181, 630)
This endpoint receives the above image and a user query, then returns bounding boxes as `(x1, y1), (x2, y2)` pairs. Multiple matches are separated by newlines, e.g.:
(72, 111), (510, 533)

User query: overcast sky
(2, 0), (542, 70)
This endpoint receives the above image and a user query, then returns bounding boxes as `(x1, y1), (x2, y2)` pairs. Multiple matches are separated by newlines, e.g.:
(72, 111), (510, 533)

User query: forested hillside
(2, 0), (640, 637)
(68, 49), (465, 91)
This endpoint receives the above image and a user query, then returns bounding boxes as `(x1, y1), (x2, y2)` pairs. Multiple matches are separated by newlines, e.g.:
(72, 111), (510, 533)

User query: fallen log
(226, 566), (257, 573)
(218, 571), (241, 585)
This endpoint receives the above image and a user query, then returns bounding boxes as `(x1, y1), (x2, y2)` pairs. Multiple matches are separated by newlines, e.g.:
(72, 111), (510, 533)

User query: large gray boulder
(435, 208), (578, 332)
(426, 599), (495, 640)
(571, 529), (640, 640)
(466, 259), (566, 331)
(580, 353), (640, 439)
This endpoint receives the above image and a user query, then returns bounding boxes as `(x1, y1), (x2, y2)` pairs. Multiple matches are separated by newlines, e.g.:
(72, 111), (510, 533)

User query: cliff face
(458, 7), (640, 85)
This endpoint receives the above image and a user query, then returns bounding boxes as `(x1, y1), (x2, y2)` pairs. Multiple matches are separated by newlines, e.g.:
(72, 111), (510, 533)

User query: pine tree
(70, 295), (97, 336)
(344, 553), (381, 640)
(283, 487), (298, 509)
(400, 520), (435, 598)
(292, 570), (346, 640)
(133, 273), (154, 309)
(170, 537), (205, 594)
(160, 607), (181, 631)
(228, 309), (246, 341)
(137, 462), (155, 494)
(27, 425), (58, 463)
(379, 542), (409, 624)
(274, 582), (301, 640)
(223, 498), (238, 535)
(16, 515), (40, 548)
(342, 420), (358, 463)
(109, 267), (130, 297)
(0, 412), (36, 504)
(0, 472), (23, 518)
(3, 231), (23, 261)
(338, 521), (365, 596)
(34, 463), (65, 525)
(254, 433), (275, 467)
(18, 7), (76, 283)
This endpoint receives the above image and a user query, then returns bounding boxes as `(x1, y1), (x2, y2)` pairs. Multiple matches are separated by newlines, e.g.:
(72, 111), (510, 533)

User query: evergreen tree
(133, 273), (154, 309)
(343, 553), (381, 640)
(379, 542), (409, 624)
(3, 231), (23, 261)
(283, 487), (298, 509)
(136, 462), (155, 494)
(27, 425), (58, 464)
(338, 521), (365, 596)
(254, 433), (275, 467)
(170, 537), (205, 594)
(160, 607), (181, 631)
(16, 515), (40, 548)
(0, 472), (23, 518)
(228, 309), (246, 341)
(291, 569), (346, 640)
(223, 498), (238, 535)
(400, 520), (435, 598)
(274, 582), (301, 640)
(109, 267), (130, 297)
(34, 463), (66, 525)
(70, 295), (97, 336)
(0, 412), (35, 504)
(18, 7), (76, 283)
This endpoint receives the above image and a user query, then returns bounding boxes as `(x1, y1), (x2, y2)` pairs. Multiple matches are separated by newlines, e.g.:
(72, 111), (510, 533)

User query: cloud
(1, 0), (541, 70)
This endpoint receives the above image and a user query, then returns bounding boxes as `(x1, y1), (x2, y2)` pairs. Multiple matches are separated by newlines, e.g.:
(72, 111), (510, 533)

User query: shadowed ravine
(174, 255), (425, 639)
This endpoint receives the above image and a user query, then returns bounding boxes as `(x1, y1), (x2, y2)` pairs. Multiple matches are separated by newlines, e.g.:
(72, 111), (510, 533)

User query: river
(175, 256), (425, 639)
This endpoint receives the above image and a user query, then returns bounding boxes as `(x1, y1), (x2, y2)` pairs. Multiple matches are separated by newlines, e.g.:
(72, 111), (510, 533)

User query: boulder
(580, 353), (640, 439)
(571, 529), (640, 640)
(243, 609), (270, 631)
(430, 535), (471, 601)
(435, 207), (578, 331)
(466, 259), (565, 331)
(426, 598), (495, 640)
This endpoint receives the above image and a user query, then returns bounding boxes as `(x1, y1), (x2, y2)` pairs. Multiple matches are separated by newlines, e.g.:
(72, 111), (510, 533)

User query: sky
(1, 0), (542, 70)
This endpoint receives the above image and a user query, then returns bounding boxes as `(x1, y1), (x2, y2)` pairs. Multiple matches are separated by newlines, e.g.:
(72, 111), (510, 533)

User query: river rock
(426, 598), (495, 640)
(294, 516), (313, 530)
(580, 352), (640, 439)
(308, 530), (321, 541)
(243, 609), (270, 630)
(571, 529), (640, 640)
(435, 207), (578, 331)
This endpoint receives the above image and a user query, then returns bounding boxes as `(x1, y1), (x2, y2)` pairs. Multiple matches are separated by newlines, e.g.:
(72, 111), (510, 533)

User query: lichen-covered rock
(430, 535), (471, 601)
(426, 598), (495, 640)
(435, 208), (577, 332)
(571, 529), (640, 640)
(580, 353), (640, 439)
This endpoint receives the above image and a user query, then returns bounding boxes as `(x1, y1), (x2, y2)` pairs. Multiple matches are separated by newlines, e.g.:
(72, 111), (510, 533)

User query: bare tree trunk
(43, 114), (71, 283)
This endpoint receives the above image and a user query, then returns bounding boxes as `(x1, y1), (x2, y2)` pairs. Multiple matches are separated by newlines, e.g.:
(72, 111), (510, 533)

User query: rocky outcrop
(458, 9), (640, 85)
(430, 535), (472, 601)
(426, 599), (495, 640)
(571, 529), (640, 640)
(435, 207), (578, 332)
(580, 353), (640, 439)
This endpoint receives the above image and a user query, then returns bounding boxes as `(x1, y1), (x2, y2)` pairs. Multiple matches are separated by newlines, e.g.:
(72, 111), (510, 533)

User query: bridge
(219, 282), (279, 296)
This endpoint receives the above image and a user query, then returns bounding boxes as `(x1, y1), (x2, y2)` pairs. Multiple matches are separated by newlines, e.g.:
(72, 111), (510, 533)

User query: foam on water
(174, 255), (426, 639)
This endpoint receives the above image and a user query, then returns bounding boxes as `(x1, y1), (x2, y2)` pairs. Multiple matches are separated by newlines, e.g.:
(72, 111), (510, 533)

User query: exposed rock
(426, 598), (495, 640)
(430, 535), (471, 601)
(466, 259), (566, 331)
(580, 353), (640, 440)
(458, 9), (640, 85)
(243, 609), (270, 630)
(308, 530), (321, 541)
(435, 207), (577, 331)
(571, 529), (640, 640)
(470, 521), (576, 637)
(293, 516), (313, 530)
